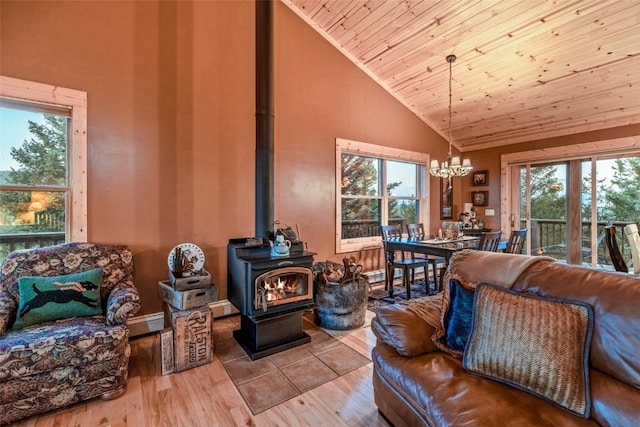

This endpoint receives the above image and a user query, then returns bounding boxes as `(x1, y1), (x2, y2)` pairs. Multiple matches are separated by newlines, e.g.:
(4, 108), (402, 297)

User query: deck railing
(340, 217), (635, 267)
(0, 232), (66, 262)
(527, 219), (634, 265)
(341, 218), (407, 239)
(4, 221), (632, 267)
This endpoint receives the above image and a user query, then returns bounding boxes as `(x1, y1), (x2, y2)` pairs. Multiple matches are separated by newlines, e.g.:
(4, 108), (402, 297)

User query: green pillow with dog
(13, 268), (104, 329)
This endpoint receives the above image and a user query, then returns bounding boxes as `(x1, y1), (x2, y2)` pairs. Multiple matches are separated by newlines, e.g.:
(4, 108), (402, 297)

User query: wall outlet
(485, 209), (495, 216)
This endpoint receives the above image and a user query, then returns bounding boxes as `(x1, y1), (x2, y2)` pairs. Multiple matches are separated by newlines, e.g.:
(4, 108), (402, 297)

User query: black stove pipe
(255, 0), (274, 239)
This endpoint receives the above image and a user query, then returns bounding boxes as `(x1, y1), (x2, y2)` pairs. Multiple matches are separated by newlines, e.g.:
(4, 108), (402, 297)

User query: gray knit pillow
(463, 283), (594, 418)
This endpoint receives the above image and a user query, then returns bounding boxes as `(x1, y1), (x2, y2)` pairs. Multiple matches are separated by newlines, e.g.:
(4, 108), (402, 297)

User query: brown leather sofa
(371, 250), (640, 426)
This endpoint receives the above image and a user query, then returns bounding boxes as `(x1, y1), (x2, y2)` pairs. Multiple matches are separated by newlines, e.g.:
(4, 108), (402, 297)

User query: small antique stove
(227, 237), (315, 360)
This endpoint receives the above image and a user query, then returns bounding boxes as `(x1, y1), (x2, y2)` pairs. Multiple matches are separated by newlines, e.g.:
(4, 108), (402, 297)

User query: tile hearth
(214, 313), (371, 414)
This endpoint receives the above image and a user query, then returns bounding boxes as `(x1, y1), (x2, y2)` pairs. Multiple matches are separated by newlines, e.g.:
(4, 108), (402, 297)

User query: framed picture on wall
(472, 170), (488, 186)
(472, 190), (489, 207)
(441, 177), (453, 219)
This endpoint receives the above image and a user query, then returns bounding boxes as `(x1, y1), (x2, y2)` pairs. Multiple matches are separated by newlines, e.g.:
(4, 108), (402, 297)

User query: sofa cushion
(463, 283), (594, 418)
(0, 317), (128, 381)
(13, 269), (103, 330)
(440, 278), (475, 353)
(373, 301), (438, 357)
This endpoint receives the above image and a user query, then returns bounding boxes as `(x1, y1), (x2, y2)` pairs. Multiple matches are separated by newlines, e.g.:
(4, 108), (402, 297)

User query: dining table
(381, 235), (508, 297)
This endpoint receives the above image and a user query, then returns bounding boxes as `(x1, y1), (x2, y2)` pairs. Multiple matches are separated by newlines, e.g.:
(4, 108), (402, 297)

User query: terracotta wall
(0, 1), (450, 315)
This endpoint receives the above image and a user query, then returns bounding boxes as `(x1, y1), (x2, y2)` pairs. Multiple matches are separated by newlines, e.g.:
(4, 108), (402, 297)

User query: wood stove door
(253, 266), (312, 314)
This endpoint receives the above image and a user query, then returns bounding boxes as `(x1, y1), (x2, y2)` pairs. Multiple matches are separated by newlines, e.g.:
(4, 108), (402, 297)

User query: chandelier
(429, 54), (472, 178)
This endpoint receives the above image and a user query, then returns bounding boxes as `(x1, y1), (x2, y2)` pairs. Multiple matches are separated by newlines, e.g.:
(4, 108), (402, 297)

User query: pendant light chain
(429, 54), (473, 178)
(448, 55), (453, 159)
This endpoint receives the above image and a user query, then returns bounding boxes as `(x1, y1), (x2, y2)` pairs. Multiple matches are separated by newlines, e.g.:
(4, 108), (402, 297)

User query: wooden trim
(500, 136), (640, 238)
(336, 138), (430, 163)
(335, 138), (430, 253)
(0, 76), (88, 242)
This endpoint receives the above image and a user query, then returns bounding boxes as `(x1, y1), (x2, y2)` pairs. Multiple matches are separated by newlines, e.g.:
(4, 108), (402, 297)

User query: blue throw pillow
(441, 278), (475, 352)
(13, 268), (104, 329)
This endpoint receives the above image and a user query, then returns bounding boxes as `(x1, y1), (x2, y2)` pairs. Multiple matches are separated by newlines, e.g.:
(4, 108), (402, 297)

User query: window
(0, 76), (87, 263)
(502, 138), (640, 269)
(336, 138), (429, 253)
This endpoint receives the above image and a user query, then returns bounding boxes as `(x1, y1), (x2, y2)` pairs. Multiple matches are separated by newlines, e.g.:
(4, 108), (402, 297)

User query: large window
(336, 138), (429, 253)
(0, 76), (87, 263)
(502, 138), (640, 270)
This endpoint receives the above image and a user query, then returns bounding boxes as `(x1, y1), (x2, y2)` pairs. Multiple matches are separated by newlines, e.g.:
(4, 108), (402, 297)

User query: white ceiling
(283, 0), (640, 151)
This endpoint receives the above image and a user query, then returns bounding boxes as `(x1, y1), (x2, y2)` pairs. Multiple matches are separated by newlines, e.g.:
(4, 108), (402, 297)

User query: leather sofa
(0, 242), (141, 424)
(372, 250), (640, 426)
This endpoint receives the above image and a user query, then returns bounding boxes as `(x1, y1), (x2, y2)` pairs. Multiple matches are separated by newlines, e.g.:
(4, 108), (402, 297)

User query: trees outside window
(336, 138), (429, 253)
(0, 76), (87, 263)
(600, 157), (640, 222)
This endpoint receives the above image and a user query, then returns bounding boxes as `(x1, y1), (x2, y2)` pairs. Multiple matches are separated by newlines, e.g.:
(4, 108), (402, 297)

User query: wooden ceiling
(282, 0), (640, 151)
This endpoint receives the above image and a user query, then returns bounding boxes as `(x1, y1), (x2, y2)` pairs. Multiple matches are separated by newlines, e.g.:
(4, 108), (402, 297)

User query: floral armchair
(0, 242), (141, 424)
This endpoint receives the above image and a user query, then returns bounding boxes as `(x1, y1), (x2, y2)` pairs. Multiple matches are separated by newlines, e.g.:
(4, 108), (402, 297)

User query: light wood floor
(11, 309), (390, 427)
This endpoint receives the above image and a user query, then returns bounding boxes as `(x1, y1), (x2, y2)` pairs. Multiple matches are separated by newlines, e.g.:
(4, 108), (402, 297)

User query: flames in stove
(262, 277), (295, 301)
(254, 266), (313, 313)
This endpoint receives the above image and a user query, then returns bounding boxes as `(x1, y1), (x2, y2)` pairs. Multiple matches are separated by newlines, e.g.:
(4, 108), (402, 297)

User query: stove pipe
(255, 0), (274, 239)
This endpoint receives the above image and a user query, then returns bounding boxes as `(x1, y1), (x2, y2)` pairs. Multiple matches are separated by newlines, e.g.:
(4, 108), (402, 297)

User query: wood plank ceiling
(282, 0), (640, 151)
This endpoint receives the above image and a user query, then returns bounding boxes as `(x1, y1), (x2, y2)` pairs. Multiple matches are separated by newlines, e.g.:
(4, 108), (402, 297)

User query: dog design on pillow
(19, 280), (99, 317)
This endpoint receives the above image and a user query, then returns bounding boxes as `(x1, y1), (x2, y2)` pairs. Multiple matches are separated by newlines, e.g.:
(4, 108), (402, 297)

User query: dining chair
(406, 223), (446, 292)
(604, 225), (628, 272)
(380, 224), (427, 298)
(504, 229), (527, 254)
(477, 230), (502, 252)
(624, 223), (639, 275)
(582, 217), (616, 265)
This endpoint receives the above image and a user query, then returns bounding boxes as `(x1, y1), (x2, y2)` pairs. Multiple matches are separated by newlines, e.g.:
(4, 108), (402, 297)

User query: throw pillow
(462, 283), (594, 418)
(441, 278), (475, 353)
(13, 268), (104, 329)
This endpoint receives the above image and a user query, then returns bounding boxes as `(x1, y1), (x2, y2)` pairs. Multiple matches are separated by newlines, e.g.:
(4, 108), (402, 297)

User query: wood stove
(229, 0), (317, 360)
(227, 237), (315, 360)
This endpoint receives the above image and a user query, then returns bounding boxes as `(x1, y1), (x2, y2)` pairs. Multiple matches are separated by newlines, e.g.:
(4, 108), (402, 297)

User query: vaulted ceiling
(282, 0), (640, 151)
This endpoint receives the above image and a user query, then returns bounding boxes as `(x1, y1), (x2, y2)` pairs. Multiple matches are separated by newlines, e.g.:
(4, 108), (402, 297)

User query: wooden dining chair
(504, 229), (527, 254)
(380, 224), (427, 298)
(477, 230), (502, 252)
(582, 217), (616, 265)
(406, 223), (446, 292)
(624, 224), (640, 275)
(604, 225), (628, 272)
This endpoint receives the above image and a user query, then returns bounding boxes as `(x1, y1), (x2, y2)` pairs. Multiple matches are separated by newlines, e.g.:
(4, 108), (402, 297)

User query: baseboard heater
(127, 299), (239, 337)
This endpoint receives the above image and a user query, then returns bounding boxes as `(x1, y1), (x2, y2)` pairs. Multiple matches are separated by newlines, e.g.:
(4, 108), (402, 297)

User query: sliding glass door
(517, 162), (569, 262)
(510, 153), (640, 269)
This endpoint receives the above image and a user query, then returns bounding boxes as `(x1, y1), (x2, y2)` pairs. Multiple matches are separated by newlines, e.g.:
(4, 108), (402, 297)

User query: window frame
(336, 138), (429, 253)
(0, 76), (87, 242)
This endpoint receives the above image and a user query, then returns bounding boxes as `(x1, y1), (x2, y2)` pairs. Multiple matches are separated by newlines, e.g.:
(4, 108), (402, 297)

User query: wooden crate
(160, 327), (175, 375)
(164, 304), (213, 372)
(169, 270), (212, 291)
(158, 280), (218, 310)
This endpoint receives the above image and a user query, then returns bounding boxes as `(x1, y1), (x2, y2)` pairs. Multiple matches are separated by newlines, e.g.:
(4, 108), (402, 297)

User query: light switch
(485, 209), (495, 216)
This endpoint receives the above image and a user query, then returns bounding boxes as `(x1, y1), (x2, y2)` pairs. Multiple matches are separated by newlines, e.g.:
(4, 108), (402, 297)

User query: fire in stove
(254, 267), (311, 313)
